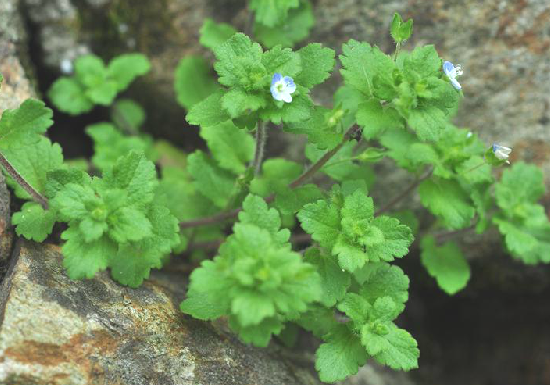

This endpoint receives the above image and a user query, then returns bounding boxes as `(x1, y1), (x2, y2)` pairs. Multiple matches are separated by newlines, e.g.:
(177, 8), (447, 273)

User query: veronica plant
(0, 8), (548, 384)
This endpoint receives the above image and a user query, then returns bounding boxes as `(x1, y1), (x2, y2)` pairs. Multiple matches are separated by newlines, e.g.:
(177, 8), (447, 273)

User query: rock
(0, 240), (321, 385)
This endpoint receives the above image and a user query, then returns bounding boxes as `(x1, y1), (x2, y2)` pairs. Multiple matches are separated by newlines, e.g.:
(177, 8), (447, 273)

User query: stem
(252, 122), (267, 175)
(432, 224), (476, 244)
(462, 161), (486, 175)
(375, 167), (433, 216)
(180, 126), (358, 230)
(393, 42), (402, 61)
(0, 152), (49, 210)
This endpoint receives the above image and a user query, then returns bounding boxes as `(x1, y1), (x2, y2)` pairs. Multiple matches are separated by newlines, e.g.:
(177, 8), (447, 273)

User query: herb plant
(1, 6), (549, 383)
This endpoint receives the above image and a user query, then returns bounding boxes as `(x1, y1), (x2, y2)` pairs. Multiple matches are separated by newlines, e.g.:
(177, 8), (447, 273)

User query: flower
(270, 73), (296, 103)
(492, 143), (512, 164)
(443, 61), (463, 90)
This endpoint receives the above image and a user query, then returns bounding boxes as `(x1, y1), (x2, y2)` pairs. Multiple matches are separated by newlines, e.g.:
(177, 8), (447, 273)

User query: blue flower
(492, 143), (512, 164)
(443, 61), (463, 90)
(270, 73), (296, 103)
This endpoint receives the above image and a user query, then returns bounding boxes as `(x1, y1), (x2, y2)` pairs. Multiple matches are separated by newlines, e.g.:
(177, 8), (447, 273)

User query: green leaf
(222, 88), (268, 118)
(340, 40), (395, 97)
(495, 162), (545, 212)
(420, 236), (470, 294)
(200, 120), (254, 174)
(407, 105), (447, 142)
(356, 100), (403, 139)
(354, 262), (409, 315)
(187, 150), (236, 208)
(249, 0), (299, 27)
(273, 183), (323, 215)
(48, 78), (93, 114)
(250, 158), (302, 197)
(391, 13), (413, 43)
(3, 136), (63, 199)
(112, 99), (145, 133)
(86, 123), (155, 171)
(254, 0), (315, 48)
(174, 56), (219, 109)
(103, 151), (158, 207)
(61, 227), (117, 280)
(238, 194), (290, 245)
(229, 316), (284, 347)
(418, 178), (475, 229)
(298, 198), (341, 249)
(199, 18), (237, 50)
(369, 324), (419, 371)
(259, 92), (313, 124)
(108, 206), (152, 243)
(304, 247), (351, 307)
(403, 45), (441, 79)
(0, 99), (53, 151)
(315, 324), (368, 383)
(214, 33), (264, 88)
(294, 43), (335, 88)
(186, 91), (231, 128)
(456, 156), (493, 184)
(107, 53), (150, 91)
(12, 202), (56, 242)
(285, 106), (343, 150)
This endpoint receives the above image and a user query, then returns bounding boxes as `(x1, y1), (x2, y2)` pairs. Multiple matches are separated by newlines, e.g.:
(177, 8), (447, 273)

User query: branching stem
(0, 152), (49, 210)
(180, 126), (358, 230)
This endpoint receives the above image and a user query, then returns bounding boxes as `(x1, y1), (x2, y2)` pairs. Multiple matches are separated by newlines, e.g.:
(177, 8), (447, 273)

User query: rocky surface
(0, 240), (321, 385)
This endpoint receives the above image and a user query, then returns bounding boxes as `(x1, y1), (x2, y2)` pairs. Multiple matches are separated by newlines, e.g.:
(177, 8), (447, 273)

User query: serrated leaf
(187, 150), (236, 208)
(304, 248), (351, 307)
(315, 324), (368, 383)
(259, 91), (313, 124)
(419, 178), (475, 229)
(420, 236), (470, 294)
(186, 91), (231, 128)
(495, 162), (545, 212)
(12, 202), (56, 242)
(214, 33), (264, 88)
(250, 158), (302, 197)
(3, 136), (63, 199)
(407, 105), (447, 142)
(403, 45), (441, 79)
(356, 100), (403, 139)
(273, 183), (323, 215)
(285, 106), (343, 150)
(238, 194), (290, 245)
(298, 199), (341, 249)
(0, 99), (53, 151)
(174, 56), (219, 109)
(200, 120), (254, 175)
(294, 43), (335, 88)
(199, 18), (237, 50)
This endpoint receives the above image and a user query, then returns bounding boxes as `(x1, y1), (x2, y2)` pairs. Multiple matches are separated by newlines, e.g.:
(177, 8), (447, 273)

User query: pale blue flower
(270, 73), (296, 103)
(492, 143), (512, 164)
(443, 61), (463, 90)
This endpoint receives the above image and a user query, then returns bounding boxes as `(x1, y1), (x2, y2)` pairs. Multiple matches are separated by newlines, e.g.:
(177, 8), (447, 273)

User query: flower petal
(282, 92), (293, 103)
(443, 61), (455, 75)
(271, 73), (283, 86)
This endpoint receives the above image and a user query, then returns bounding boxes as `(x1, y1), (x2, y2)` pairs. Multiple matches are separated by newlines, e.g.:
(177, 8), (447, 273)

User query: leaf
(303, 247), (351, 307)
(249, 0), (299, 27)
(407, 105), (447, 142)
(200, 120), (254, 175)
(298, 199), (341, 249)
(250, 158), (302, 197)
(495, 162), (545, 212)
(103, 151), (158, 207)
(315, 324), (368, 383)
(285, 106), (343, 150)
(112, 99), (145, 133)
(356, 100), (403, 139)
(370, 324), (419, 371)
(273, 184), (323, 215)
(238, 194), (290, 245)
(420, 236), (470, 294)
(403, 45), (441, 80)
(222, 88), (268, 118)
(48, 78), (93, 114)
(199, 18), (237, 50)
(12, 202), (56, 242)
(3, 136), (63, 199)
(61, 227), (117, 280)
(259, 92), (313, 124)
(187, 150), (236, 208)
(86, 123), (155, 171)
(174, 56), (219, 109)
(107, 53), (150, 91)
(418, 178), (475, 229)
(391, 13), (413, 43)
(294, 43), (335, 88)
(186, 91), (231, 128)
(0, 99), (53, 151)
(339, 40), (395, 97)
(254, 0), (315, 48)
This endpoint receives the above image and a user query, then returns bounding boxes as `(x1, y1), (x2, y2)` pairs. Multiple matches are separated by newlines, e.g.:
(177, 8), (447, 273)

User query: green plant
(0, 6), (548, 383)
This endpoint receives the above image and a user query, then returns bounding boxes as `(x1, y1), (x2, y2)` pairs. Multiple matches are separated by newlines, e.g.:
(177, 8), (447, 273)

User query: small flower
(270, 73), (296, 103)
(60, 58), (73, 74)
(492, 143), (512, 164)
(443, 61), (463, 90)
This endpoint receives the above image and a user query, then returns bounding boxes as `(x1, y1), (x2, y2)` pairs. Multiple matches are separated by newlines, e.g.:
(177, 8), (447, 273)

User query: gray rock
(0, 240), (321, 385)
